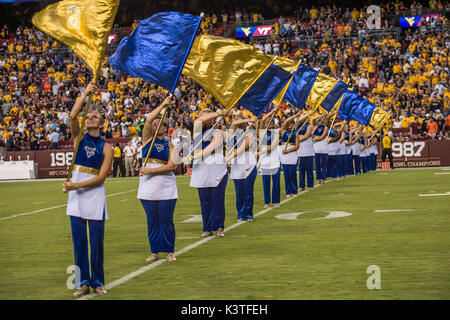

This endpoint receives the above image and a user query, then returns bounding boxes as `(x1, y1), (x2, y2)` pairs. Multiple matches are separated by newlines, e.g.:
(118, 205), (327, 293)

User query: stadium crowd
(0, 0), (449, 164)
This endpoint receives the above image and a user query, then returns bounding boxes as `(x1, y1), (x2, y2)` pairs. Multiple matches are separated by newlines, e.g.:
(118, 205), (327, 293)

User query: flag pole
(255, 108), (278, 158)
(325, 112), (338, 139)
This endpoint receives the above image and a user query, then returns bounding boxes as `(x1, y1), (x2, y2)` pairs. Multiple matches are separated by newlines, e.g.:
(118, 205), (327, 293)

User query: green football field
(0, 167), (449, 300)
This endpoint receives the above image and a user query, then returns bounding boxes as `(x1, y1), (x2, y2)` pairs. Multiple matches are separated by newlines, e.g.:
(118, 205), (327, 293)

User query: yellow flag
(32, 0), (119, 79)
(370, 107), (390, 130)
(182, 34), (275, 109)
(306, 73), (338, 110)
(271, 56), (299, 106)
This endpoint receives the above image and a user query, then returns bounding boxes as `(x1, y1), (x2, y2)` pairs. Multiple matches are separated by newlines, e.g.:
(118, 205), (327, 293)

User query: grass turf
(0, 168), (449, 300)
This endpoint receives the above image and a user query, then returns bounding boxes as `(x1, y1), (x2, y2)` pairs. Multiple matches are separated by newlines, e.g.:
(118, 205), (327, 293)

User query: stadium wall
(3, 140), (450, 179)
(376, 140), (450, 169)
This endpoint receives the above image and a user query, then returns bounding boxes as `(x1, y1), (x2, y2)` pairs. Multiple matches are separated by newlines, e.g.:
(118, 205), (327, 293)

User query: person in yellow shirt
(393, 64), (402, 74)
(328, 59), (337, 72)
(351, 8), (359, 20)
(344, 24), (352, 37)
(381, 131), (393, 169)
(310, 6), (319, 20)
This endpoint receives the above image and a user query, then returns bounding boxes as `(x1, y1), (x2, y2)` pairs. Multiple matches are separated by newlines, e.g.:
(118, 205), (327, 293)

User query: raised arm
(230, 117), (257, 130)
(260, 106), (278, 128)
(297, 123), (313, 143)
(142, 94), (172, 144)
(69, 81), (96, 146)
(281, 111), (301, 132)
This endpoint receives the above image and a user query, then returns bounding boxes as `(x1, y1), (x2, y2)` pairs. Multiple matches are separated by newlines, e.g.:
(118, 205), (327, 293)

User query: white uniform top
(327, 140), (341, 156)
(280, 144), (299, 164)
(313, 139), (329, 154)
(351, 142), (360, 156)
(258, 130), (280, 175)
(346, 142), (353, 155)
(360, 144), (369, 157)
(369, 144), (377, 155)
(190, 153), (227, 187)
(230, 151), (256, 179)
(137, 163), (178, 200)
(298, 137), (315, 157)
(373, 144), (379, 155)
(230, 133), (257, 180)
(338, 141), (347, 155)
(190, 129), (227, 188)
(67, 171), (108, 221)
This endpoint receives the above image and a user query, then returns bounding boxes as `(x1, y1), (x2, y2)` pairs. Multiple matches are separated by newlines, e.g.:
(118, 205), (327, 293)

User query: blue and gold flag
(283, 64), (319, 109)
(109, 12), (202, 93)
(237, 62), (293, 117)
(320, 80), (349, 112)
(182, 34), (276, 110)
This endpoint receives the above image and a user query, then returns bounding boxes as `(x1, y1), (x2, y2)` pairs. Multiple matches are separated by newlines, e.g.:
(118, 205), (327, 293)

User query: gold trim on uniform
(73, 164), (100, 176)
(147, 158), (168, 165)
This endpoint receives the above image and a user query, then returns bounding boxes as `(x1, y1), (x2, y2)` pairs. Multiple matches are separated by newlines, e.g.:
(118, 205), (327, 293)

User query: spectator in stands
(49, 128), (60, 149)
(123, 140), (135, 177)
(426, 115), (439, 139)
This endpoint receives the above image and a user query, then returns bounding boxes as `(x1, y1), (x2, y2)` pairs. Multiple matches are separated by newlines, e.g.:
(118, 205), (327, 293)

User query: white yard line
(79, 179), (327, 300)
(419, 193), (450, 197)
(434, 173), (450, 175)
(0, 189), (137, 222)
(374, 209), (417, 213)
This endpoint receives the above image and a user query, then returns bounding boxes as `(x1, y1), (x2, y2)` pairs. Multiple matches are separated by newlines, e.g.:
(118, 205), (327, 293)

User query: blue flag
(338, 91), (376, 125)
(321, 80), (348, 112)
(109, 12), (201, 93)
(284, 65), (318, 109)
(237, 63), (293, 117)
(338, 91), (360, 120)
(349, 98), (377, 125)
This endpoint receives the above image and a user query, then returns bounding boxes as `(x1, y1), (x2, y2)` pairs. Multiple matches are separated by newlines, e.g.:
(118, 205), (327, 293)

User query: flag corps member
(256, 107), (281, 208)
(63, 81), (114, 297)
(311, 112), (329, 184)
(281, 111), (302, 198)
(190, 108), (229, 238)
(138, 94), (181, 263)
(226, 115), (258, 222)
(296, 111), (315, 192)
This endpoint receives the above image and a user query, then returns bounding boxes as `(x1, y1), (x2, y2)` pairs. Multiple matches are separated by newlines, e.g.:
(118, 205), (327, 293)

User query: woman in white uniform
(337, 123), (347, 178)
(226, 115), (257, 221)
(350, 125), (362, 175)
(280, 111), (301, 198)
(326, 124), (341, 180)
(296, 112), (315, 192)
(138, 94), (181, 263)
(311, 113), (330, 184)
(256, 107), (281, 208)
(63, 81), (114, 297)
(190, 108), (228, 238)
